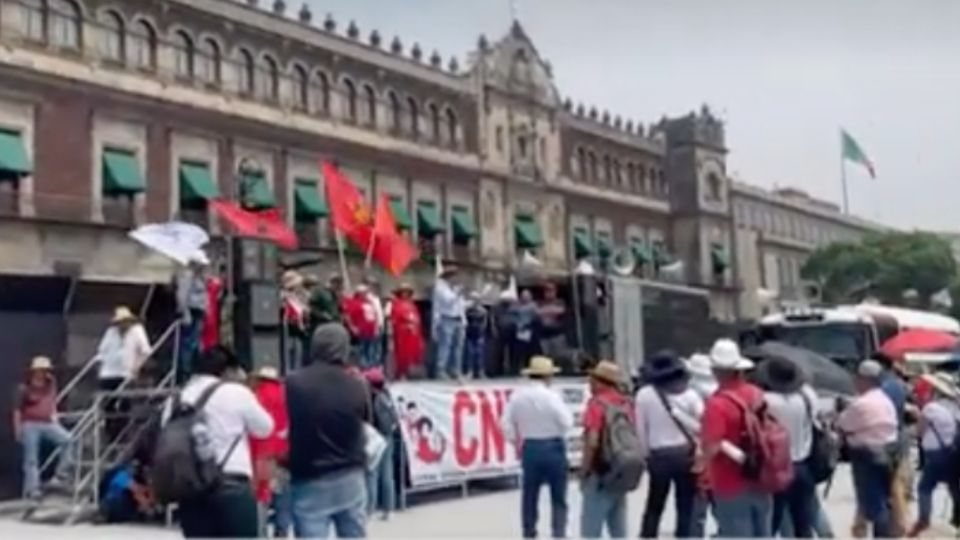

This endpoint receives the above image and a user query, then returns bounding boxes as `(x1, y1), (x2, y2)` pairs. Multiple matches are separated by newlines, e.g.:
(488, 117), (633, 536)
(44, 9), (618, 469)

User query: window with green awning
(389, 195), (412, 230)
(294, 178), (328, 221)
(102, 148), (145, 195)
(451, 205), (476, 245)
(179, 160), (218, 203)
(630, 237), (651, 265)
(711, 243), (729, 274)
(515, 213), (543, 250)
(0, 128), (31, 178)
(595, 231), (613, 259)
(653, 240), (671, 266)
(417, 200), (445, 238)
(573, 227), (593, 259)
(241, 171), (276, 210)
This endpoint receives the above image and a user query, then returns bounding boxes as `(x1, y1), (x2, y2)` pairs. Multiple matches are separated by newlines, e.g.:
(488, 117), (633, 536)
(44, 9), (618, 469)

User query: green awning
(294, 178), (328, 220)
(451, 206), (476, 243)
(630, 237), (651, 264)
(515, 214), (543, 249)
(711, 244), (729, 273)
(653, 241), (670, 265)
(241, 171), (275, 210)
(596, 231), (613, 259)
(179, 161), (218, 202)
(102, 148), (145, 194)
(0, 129), (31, 176)
(389, 196), (412, 230)
(417, 200), (445, 238)
(573, 227), (593, 259)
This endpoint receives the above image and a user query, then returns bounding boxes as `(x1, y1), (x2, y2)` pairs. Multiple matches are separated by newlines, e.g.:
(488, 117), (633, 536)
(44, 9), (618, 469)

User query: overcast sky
(304, 0), (960, 231)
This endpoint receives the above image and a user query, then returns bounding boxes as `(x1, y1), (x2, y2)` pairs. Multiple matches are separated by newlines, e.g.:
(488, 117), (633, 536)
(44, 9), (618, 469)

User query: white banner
(391, 379), (589, 489)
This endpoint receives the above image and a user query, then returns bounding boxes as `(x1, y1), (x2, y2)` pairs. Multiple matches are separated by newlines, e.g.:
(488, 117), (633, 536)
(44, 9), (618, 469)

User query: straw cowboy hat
(709, 339), (754, 371)
(394, 282), (415, 294)
(644, 350), (688, 384)
(922, 372), (959, 399)
(282, 270), (304, 290)
(522, 356), (561, 377)
(111, 306), (138, 324)
(30, 356), (53, 371)
(589, 360), (624, 386)
(255, 366), (280, 381)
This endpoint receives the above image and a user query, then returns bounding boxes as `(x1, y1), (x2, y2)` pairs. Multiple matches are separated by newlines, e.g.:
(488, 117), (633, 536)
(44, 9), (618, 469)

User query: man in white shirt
(364, 277), (386, 368)
(635, 351), (705, 538)
(431, 266), (465, 379)
(501, 356), (574, 539)
(95, 306), (152, 442)
(178, 346), (274, 538)
(909, 373), (960, 537)
(757, 356), (820, 538)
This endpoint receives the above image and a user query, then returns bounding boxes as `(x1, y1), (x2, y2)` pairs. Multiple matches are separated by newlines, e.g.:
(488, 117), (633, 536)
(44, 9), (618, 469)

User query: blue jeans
(579, 476), (627, 538)
(20, 421), (71, 497)
(435, 318), (463, 379)
(178, 309), (204, 383)
(917, 447), (960, 526)
(356, 338), (379, 368)
(270, 476), (293, 537)
(292, 468), (367, 538)
(464, 337), (486, 378)
(779, 492), (834, 538)
(711, 489), (772, 538)
(849, 447), (894, 538)
(521, 438), (568, 538)
(366, 438), (396, 516)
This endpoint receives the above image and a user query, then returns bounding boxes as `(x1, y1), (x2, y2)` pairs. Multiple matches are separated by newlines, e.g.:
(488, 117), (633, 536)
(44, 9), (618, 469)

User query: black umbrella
(744, 341), (856, 397)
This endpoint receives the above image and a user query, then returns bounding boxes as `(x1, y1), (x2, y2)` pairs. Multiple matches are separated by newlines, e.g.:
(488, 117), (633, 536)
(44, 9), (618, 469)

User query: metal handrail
(36, 321), (181, 485)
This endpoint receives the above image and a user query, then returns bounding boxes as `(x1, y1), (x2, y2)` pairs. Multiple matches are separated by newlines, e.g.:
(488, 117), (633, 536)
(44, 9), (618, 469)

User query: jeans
(711, 489), (772, 538)
(179, 478), (260, 538)
(366, 438), (396, 516)
(640, 447), (701, 538)
(20, 421), (71, 497)
(178, 309), (204, 383)
(270, 475), (293, 537)
(772, 460), (816, 537)
(917, 447), (960, 527)
(464, 337), (486, 378)
(292, 468), (367, 538)
(521, 438), (568, 538)
(98, 377), (128, 445)
(356, 338), (379, 368)
(579, 475), (627, 538)
(435, 318), (463, 379)
(849, 447), (894, 538)
(779, 492), (834, 538)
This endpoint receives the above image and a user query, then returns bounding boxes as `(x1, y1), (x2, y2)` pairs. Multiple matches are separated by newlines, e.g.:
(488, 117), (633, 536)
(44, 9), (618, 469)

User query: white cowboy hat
(30, 356), (53, 371)
(686, 353), (713, 378)
(111, 306), (138, 324)
(923, 373), (959, 399)
(255, 366), (280, 381)
(708, 339), (754, 371)
(521, 356), (561, 377)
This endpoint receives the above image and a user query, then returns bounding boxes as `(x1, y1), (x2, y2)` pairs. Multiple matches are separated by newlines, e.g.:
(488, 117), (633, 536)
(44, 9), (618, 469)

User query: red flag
(321, 161), (373, 249)
(210, 199), (298, 250)
(371, 194), (417, 276)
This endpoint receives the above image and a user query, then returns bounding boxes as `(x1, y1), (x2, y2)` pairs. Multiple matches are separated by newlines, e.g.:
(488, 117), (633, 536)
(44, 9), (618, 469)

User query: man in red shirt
(343, 285), (379, 368)
(698, 339), (772, 538)
(579, 360), (636, 538)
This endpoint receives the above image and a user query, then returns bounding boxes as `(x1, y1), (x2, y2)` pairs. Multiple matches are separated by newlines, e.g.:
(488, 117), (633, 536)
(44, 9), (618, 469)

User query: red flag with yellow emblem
(371, 194), (417, 276)
(321, 161), (374, 248)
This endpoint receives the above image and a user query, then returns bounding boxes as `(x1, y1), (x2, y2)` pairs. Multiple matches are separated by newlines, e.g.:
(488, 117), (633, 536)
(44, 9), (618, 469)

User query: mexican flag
(841, 129), (876, 178)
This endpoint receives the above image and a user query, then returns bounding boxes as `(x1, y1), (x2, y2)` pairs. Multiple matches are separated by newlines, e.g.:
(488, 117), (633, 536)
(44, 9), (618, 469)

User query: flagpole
(335, 229), (352, 292)
(841, 153), (849, 215)
(364, 234), (377, 270)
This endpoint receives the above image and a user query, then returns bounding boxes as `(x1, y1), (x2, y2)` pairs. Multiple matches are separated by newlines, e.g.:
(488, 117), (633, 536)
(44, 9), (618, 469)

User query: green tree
(801, 231), (955, 307)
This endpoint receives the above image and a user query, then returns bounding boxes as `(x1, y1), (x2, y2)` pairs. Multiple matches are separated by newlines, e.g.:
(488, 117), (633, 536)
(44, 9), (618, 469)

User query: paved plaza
(0, 464), (956, 538)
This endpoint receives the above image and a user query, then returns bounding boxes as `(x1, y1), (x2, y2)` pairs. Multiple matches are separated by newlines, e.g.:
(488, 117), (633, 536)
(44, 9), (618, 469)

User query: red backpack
(721, 391), (794, 493)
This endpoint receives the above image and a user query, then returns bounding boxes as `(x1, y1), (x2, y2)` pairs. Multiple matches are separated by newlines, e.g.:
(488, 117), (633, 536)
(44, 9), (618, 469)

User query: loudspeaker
(234, 330), (281, 373)
(233, 238), (279, 282)
(233, 280), (281, 372)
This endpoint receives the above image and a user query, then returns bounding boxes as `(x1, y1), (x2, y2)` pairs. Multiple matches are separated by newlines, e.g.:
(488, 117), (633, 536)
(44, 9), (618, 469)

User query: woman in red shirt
(249, 366), (290, 537)
(389, 284), (424, 379)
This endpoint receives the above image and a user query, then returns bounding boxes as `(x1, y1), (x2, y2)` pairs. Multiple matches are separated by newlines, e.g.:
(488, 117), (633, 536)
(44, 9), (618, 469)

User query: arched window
(172, 30), (194, 78)
(637, 164), (647, 192)
(588, 151), (597, 181)
(626, 162), (635, 189)
(613, 159), (622, 187)
(258, 55), (279, 101)
(238, 49), (255, 95)
(292, 65), (309, 111)
(445, 107), (458, 147)
(17, 0), (44, 41)
(97, 10), (123, 61)
(49, 0), (81, 49)
(428, 103), (441, 142)
(129, 20), (156, 69)
(602, 155), (612, 184)
(363, 84), (377, 126)
(312, 71), (330, 114)
(407, 97), (419, 136)
(576, 147), (586, 179)
(197, 38), (221, 85)
(388, 91), (401, 132)
(343, 78), (357, 122)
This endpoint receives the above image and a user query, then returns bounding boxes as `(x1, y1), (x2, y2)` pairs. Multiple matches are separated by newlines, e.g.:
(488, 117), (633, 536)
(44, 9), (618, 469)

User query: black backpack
(801, 393), (839, 484)
(150, 382), (239, 504)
